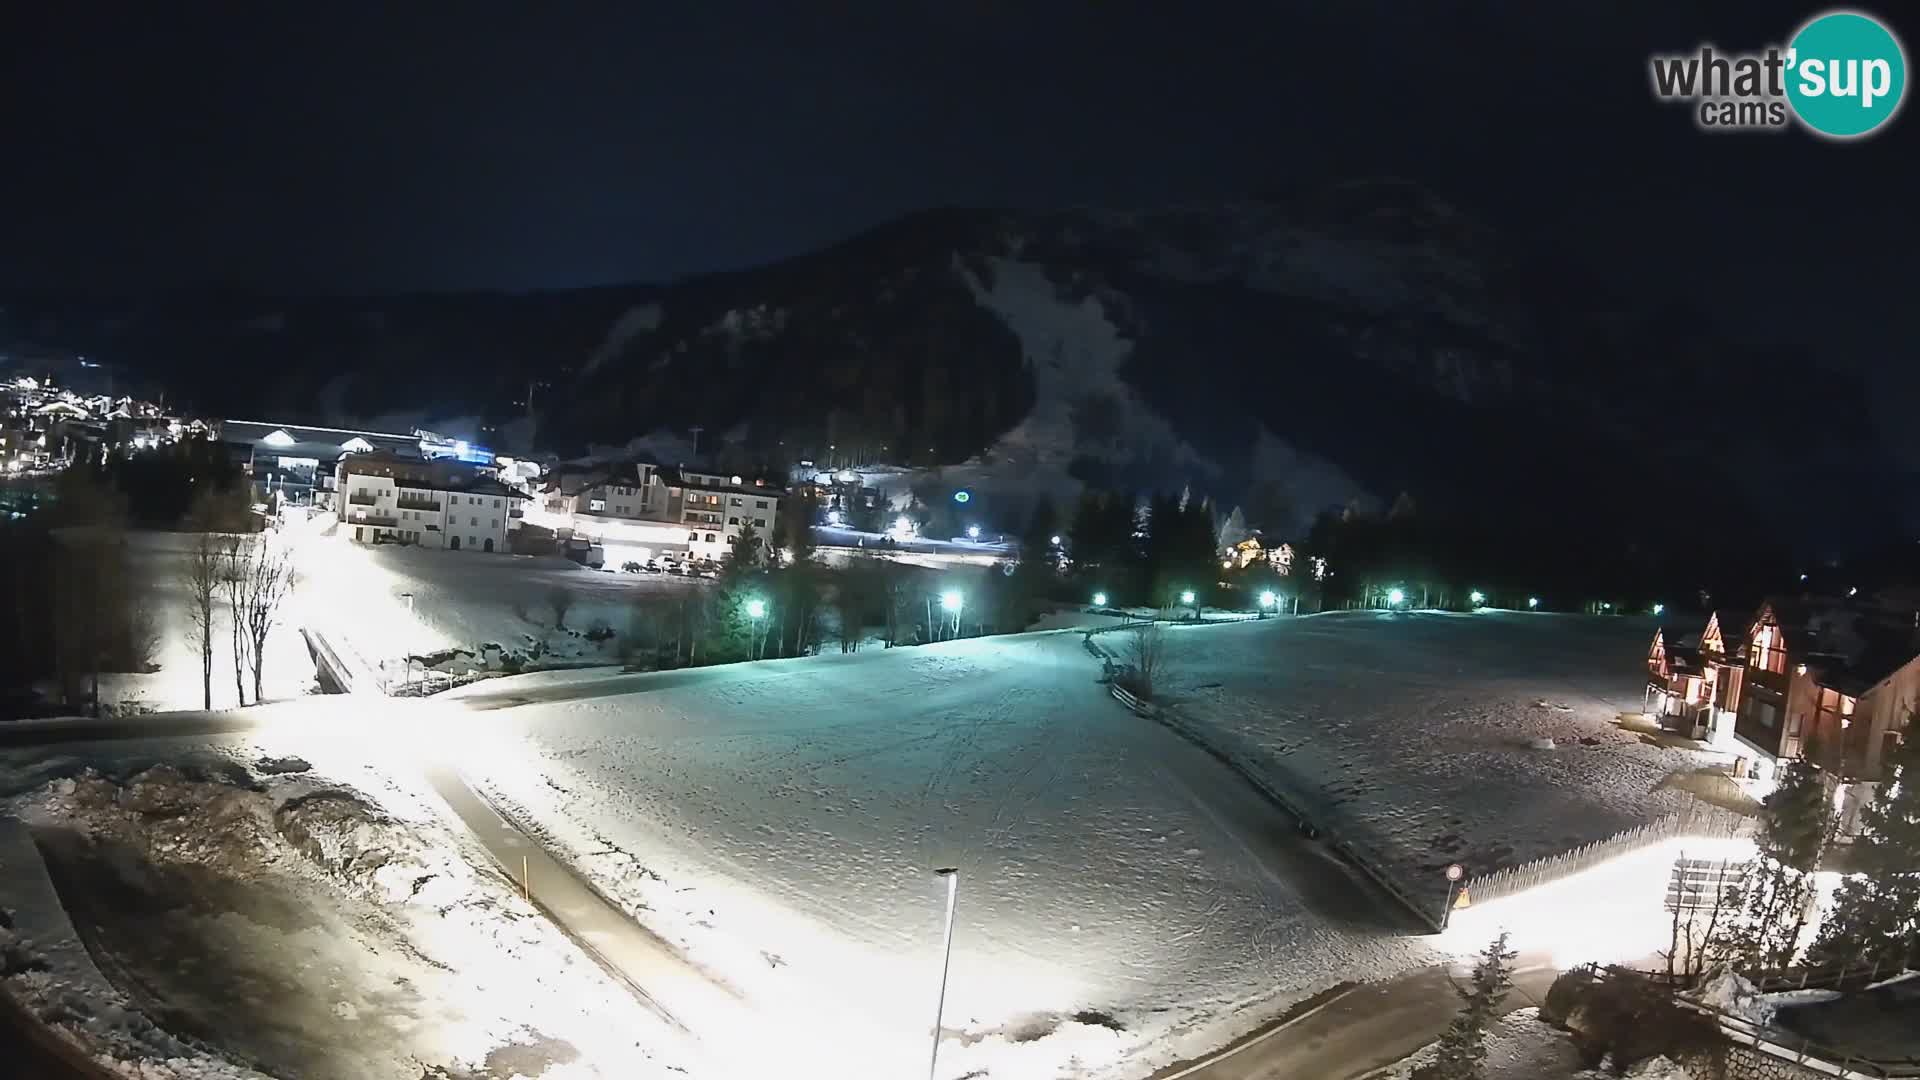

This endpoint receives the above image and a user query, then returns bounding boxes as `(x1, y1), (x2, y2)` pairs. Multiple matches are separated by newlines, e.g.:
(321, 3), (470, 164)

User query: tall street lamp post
(928, 867), (960, 1080)
(746, 597), (767, 660)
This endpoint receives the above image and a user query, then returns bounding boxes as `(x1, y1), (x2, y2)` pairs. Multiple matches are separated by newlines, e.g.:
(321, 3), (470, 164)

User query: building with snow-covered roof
(218, 420), (421, 507)
(335, 451), (526, 553)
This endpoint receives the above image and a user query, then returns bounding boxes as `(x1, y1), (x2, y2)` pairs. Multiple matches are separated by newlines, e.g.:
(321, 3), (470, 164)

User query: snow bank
(1693, 966), (1775, 1026)
(3, 739), (700, 1080)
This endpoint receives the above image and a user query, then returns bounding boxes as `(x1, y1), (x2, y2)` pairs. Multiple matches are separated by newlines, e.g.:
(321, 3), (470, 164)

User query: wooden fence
(1463, 801), (1754, 907)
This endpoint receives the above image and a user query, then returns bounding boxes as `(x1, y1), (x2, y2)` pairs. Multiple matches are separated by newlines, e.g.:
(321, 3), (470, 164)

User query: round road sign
(1445, 863), (1464, 881)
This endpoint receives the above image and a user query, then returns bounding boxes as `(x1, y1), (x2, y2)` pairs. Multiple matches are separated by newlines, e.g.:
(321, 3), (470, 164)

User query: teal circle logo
(1786, 10), (1907, 138)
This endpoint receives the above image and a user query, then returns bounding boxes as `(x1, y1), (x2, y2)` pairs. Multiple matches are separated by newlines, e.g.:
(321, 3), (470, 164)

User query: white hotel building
(532, 461), (784, 564)
(335, 451), (527, 553)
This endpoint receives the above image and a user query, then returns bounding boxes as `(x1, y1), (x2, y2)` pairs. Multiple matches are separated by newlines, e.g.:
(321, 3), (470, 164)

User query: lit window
(731, 497), (743, 506)
(589, 498), (606, 511)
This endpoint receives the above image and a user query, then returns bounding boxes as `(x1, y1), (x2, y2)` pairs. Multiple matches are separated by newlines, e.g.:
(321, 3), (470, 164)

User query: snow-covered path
(457, 630), (1436, 1079)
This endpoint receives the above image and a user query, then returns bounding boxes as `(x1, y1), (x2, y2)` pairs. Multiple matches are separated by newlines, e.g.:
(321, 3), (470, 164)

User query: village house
(335, 450), (526, 553)
(530, 460), (786, 565)
(1648, 596), (1917, 828)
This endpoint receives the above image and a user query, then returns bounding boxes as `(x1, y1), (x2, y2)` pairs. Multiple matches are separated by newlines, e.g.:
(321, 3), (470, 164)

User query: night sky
(2, 2), (1910, 436)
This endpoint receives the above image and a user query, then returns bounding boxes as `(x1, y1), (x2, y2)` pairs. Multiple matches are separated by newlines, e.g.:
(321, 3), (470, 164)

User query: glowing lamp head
(1528, 597), (1539, 609)
(1091, 592), (1108, 607)
(1050, 535), (1061, 546)
(1180, 590), (1196, 605)
(745, 598), (767, 619)
(940, 589), (964, 613)
(1653, 603), (1665, 616)
(1259, 591), (1276, 608)
(1469, 590), (1485, 606)
(1387, 588), (1406, 606)
(966, 524), (980, 539)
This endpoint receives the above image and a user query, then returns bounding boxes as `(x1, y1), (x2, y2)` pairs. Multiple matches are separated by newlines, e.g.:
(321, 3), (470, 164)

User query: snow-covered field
(454, 630), (1437, 1080)
(97, 532), (317, 715)
(1154, 612), (1713, 889)
(0, 729), (696, 1079)
(293, 531), (707, 678)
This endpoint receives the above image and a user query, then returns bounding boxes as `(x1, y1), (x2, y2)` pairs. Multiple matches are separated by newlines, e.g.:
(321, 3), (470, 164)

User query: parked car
(644, 558), (662, 573)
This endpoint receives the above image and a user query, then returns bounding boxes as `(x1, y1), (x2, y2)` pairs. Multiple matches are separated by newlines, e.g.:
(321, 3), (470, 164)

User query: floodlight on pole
(966, 524), (980, 540)
(1469, 590), (1485, 606)
(1653, 603), (1665, 616)
(1387, 587), (1406, 607)
(1180, 590), (1195, 605)
(940, 590), (963, 613)
(1049, 535), (1061, 546)
(746, 597), (767, 659)
(1091, 591), (1108, 607)
(1259, 591), (1276, 608)
(928, 868), (960, 1080)
(1528, 597), (1539, 609)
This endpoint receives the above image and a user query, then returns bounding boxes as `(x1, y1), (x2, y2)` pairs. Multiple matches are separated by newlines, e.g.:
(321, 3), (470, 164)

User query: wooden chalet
(1648, 598), (1916, 797)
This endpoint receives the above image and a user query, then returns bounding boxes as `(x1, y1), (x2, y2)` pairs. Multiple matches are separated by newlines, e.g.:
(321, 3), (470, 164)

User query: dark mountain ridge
(0, 184), (1890, 553)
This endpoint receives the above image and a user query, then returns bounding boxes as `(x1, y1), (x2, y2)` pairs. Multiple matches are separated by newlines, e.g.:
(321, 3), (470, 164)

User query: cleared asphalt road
(1159, 957), (1560, 1080)
(420, 764), (746, 1036)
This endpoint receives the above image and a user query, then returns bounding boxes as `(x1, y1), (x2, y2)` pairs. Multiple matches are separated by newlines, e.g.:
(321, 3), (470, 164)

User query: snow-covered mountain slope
(5, 181), (1889, 538)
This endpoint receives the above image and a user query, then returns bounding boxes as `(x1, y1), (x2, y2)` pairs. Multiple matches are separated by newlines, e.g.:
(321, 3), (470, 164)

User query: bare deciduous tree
(1662, 851), (1740, 983)
(222, 535), (296, 705)
(1124, 621), (1170, 699)
(183, 535), (222, 710)
(548, 585), (574, 629)
(181, 501), (228, 711)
